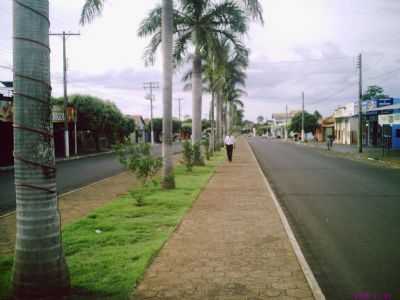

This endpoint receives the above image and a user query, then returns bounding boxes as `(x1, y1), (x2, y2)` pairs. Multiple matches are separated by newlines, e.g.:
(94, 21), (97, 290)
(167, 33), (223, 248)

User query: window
(396, 129), (400, 138)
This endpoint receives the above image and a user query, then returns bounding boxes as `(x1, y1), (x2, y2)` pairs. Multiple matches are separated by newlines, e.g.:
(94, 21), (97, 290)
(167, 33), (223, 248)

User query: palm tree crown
(138, 0), (248, 66)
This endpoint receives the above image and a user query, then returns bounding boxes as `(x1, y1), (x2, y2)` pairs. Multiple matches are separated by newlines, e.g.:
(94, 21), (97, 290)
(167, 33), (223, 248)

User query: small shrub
(115, 142), (162, 185)
(129, 191), (145, 207)
(162, 174), (176, 189)
(193, 142), (205, 166)
(182, 140), (193, 172)
(202, 137), (211, 160)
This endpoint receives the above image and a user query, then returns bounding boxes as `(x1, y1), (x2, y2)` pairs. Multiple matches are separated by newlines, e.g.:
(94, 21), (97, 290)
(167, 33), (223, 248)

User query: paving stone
(131, 139), (314, 300)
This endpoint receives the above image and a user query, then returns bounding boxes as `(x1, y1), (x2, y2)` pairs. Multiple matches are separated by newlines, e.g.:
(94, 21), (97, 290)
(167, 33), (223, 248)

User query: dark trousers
(226, 144), (233, 162)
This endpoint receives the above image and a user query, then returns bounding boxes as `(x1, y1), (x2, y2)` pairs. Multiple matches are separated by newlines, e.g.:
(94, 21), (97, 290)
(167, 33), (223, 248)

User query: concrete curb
(0, 152), (183, 219)
(246, 139), (326, 300)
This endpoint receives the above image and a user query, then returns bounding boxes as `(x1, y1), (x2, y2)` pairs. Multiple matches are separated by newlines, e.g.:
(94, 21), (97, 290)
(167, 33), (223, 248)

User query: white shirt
(224, 135), (235, 146)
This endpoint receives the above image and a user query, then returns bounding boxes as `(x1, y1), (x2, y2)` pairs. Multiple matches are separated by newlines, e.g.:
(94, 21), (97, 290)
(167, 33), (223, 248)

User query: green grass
(0, 152), (224, 300)
(0, 256), (13, 299)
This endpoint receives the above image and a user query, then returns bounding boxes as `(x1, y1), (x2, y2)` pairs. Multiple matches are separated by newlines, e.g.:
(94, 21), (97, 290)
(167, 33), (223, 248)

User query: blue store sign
(377, 98), (393, 107)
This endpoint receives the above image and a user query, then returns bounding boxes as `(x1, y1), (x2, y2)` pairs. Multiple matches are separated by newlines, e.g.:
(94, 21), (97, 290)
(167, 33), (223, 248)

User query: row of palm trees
(11, 0), (262, 298)
(135, 0), (261, 181)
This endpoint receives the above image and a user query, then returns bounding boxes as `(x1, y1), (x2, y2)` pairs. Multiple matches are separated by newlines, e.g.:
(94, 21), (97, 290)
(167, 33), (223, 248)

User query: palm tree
(161, 0), (175, 189)
(81, 0), (176, 188)
(12, 1), (70, 298)
(210, 39), (248, 142)
(138, 0), (248, 152)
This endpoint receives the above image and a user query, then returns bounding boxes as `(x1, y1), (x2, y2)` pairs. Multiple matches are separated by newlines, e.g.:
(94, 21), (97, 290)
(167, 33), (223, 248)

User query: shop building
(315, 116), (335, 142)
(333, 102), (358, 145)
(363, 98), (400, 149)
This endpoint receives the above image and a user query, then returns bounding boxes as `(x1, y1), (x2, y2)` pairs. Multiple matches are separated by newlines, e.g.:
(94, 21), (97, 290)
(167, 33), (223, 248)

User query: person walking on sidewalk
(224, 133), (236, 162)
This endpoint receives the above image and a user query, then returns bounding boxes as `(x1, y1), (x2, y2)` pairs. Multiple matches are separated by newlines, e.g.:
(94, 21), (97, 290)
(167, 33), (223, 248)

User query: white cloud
(1, 0), (400, 122)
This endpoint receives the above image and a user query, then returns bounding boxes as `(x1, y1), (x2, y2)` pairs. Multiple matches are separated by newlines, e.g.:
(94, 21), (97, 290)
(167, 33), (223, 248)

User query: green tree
(12, 1), (70, 298)
(362, 85), (390, 101)
(257, 115), (264, 124)
(138, 0), (248, 147)
(80, 0), (176, 189)
(65, 94), (133, 149)
(313, 110), (322, 120)
(289, 112), (319, 134)
(151, 118), (181, 142)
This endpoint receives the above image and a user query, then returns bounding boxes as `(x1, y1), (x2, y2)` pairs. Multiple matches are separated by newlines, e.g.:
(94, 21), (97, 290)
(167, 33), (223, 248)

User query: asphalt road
(0, 143), (181, 215)
(248, 137), (400, 300)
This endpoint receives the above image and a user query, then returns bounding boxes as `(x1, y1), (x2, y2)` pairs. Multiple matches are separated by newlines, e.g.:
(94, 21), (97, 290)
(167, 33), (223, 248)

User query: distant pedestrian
(224, 133), (236, 162)
(327, 134), (334, 150)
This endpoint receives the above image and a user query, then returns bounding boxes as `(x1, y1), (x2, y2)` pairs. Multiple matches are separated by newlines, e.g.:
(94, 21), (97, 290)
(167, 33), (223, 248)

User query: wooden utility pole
(301, 92), (305, 142)
(144, 81), (159, 144)
(285, 104), (289, 140)
(357, 53), (363, 153)
(175, 98), (183, 121)
(49, 32), (80, 158)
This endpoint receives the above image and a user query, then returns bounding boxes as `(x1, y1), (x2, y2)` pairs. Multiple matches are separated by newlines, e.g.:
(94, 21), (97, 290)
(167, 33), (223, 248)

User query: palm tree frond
(80, 0), (105, 25)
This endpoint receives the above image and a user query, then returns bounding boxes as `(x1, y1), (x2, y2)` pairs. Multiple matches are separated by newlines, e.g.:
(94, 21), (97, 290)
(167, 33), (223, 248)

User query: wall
(392, 125), (400, 150)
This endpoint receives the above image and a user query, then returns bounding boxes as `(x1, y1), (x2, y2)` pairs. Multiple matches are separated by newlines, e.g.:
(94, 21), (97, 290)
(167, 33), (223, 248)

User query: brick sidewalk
(133, 139), (315, 300)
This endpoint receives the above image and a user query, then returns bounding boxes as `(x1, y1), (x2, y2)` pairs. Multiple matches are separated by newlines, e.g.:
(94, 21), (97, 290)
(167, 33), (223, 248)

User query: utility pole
(175, 98), (183, 121)
(285, 104), (289, 140)
(301, 92), (305, 142)
(144, 81), (159, 144)
(357, 53), (363, 153)
(49, 31), (80, 158)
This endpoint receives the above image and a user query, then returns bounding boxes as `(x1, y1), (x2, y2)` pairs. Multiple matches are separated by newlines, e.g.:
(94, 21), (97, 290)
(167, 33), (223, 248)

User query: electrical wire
(307, 78), (357, 106)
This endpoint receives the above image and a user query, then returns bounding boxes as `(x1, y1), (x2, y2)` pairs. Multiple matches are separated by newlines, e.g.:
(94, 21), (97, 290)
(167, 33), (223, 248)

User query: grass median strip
(0, 152), (224, 300)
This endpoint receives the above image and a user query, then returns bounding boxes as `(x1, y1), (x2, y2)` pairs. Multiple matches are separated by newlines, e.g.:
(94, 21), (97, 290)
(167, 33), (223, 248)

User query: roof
(272, 110), (301, 121)
(320, 116), (335, 127)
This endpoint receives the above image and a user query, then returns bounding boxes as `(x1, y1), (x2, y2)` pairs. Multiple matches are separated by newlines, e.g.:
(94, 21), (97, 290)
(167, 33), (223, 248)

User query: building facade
(315, 116), (335, 143)
(363, 98), (400, 149)
(271, 111), (300, 138)
(333, 102), (358, 145)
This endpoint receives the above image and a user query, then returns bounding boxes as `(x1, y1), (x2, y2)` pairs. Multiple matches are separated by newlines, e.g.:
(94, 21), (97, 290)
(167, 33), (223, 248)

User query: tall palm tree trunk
(192, 47), (202, 145)
(222, 101), (227, 139)
(209, 92), (215, 153)
(161, 0), (175, 189)
(216, 92), (223, 149)
(12, 1), (70, 299)
(226, 101), (231, 134)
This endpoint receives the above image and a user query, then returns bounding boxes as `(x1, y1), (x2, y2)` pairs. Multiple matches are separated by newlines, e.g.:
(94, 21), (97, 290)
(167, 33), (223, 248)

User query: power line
(364, 65), (400, 82)
(307, 78), (357, 105)
(260, 56), (353, 65)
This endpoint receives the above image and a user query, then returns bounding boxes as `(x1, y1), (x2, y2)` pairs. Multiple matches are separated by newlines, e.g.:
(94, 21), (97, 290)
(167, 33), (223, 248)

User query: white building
(271, 111), (300, 138)
(333, 102), (358, 145)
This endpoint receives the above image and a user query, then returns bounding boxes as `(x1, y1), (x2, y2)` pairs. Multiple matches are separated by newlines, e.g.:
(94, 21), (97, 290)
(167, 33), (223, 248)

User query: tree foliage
(115, 142), (162, 185)
(289, 112), (319, 134)
(362, 85), (390, 101)
(150, 118), (182, 142)
(53, 94), (135, 147)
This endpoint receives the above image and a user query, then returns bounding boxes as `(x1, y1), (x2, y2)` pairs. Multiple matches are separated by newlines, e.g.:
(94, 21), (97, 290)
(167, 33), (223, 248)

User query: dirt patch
(0, 155), (181, 256)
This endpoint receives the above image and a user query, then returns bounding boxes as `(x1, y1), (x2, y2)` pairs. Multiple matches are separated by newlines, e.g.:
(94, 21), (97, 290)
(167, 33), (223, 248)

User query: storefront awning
(368, 104), (400, 112)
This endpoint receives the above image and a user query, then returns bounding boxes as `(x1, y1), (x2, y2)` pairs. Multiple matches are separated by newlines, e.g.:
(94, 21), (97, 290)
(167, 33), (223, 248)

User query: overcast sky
(1, 0), (399, 121)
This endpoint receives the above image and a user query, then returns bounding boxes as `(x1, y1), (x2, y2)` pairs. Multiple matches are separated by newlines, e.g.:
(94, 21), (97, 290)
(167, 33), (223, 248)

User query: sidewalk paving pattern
(133, 139), (314, 300)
